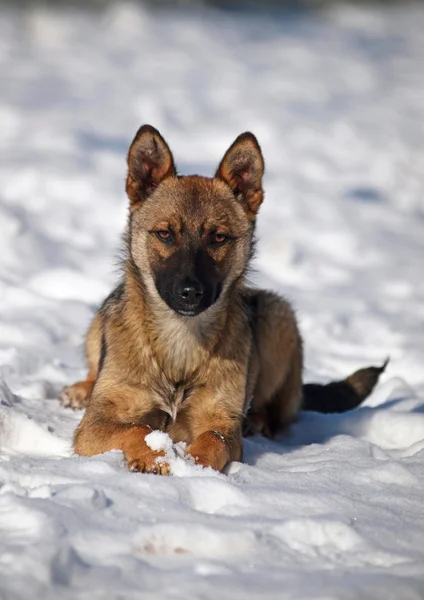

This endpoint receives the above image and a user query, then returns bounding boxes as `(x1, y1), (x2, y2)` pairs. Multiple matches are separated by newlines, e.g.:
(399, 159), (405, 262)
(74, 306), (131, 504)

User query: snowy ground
(0, 2), (424, 598)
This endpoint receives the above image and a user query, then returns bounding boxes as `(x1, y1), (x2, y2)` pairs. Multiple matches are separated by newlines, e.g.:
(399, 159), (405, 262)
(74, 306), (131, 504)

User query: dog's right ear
(126, 125), (176, 207)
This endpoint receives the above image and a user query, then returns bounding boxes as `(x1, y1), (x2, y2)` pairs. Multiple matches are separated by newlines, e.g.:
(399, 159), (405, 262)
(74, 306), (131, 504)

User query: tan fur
(61, 125), (303, 474)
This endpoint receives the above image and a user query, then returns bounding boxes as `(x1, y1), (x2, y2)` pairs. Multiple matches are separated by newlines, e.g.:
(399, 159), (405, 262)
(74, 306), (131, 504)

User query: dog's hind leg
(244, 354), (303, 438)
(243, 289), (303, 437)
(265, 353), (303, 436)
(60, 312), (103, 410)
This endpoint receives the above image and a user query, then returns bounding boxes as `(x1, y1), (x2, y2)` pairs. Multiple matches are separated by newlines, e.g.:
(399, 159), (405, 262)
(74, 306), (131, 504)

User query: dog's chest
(155, 313), (209, 381)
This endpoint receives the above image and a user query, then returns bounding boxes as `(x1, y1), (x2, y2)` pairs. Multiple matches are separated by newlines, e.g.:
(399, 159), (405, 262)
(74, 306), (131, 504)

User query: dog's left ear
(126, 124), (177, 207)
(215, 132), (265, 220)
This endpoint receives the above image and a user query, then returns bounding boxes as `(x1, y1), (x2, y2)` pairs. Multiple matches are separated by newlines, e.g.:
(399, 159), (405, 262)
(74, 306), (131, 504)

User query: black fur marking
(98, 331), (107, 375)
(243, 293), (259, 328)
(99, 283), (125, 314)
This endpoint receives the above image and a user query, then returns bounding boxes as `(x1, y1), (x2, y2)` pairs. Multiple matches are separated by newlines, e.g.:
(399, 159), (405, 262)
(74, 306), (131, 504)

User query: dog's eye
(212, 233), (227, 245)
(156, 230), (172, 242)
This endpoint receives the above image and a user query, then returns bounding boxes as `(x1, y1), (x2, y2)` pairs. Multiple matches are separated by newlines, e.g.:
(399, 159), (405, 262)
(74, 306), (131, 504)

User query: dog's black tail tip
(303, 358), (389, 414)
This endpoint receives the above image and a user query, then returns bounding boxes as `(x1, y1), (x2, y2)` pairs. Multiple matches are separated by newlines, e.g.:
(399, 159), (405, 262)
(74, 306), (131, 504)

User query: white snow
(0, 2), (424, 599)
(145, 431), (175, 454)
(144, 431), (226, 478)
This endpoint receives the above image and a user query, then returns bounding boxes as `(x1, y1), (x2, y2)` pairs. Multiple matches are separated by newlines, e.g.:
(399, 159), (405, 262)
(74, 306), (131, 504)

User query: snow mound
(0, 381), (70, 457)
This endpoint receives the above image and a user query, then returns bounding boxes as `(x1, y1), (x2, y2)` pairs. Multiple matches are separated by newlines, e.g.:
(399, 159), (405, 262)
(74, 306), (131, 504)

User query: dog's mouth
(173, 297), (214, 317)
(157, 287), (222, 318)
(176, 306), (198, 317)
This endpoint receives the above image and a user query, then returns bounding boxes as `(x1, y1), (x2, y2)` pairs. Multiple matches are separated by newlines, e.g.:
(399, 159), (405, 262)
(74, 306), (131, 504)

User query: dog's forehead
(143, 176), (249, 232)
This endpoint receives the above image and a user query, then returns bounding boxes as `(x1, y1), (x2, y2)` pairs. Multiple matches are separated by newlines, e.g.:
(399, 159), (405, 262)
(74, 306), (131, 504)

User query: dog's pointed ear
(215, 132), (265, 219)
(126, 125), (177, 207)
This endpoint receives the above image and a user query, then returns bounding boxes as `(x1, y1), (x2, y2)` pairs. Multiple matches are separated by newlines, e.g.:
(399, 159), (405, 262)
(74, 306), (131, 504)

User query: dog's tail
(302, 358), (389, 413)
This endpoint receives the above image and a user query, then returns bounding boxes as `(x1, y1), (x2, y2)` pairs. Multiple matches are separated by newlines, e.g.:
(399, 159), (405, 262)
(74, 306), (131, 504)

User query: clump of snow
(169, 447), (225, 479)
(1, 2), (424, 598)
(145, 430), (174, 453)
(145, 430), (226, 478)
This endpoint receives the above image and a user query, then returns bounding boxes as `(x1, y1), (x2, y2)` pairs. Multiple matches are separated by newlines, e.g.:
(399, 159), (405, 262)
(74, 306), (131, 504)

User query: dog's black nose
(176, 279), (204, 305)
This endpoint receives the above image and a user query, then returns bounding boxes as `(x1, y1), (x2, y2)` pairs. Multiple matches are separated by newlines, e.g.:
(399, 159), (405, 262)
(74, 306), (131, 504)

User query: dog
(60, 124), (387, 474)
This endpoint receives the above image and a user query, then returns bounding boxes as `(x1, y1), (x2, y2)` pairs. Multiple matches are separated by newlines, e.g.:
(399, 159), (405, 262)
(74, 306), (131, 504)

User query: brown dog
(60, 125), (386, 474)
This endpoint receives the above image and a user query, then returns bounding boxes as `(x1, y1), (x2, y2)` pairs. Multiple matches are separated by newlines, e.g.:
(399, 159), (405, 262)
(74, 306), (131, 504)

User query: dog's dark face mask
(151, 243), (223, 317)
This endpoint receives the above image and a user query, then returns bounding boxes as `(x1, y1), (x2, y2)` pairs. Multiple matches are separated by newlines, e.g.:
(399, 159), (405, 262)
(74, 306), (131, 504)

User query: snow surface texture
(0, 2), (424, 598)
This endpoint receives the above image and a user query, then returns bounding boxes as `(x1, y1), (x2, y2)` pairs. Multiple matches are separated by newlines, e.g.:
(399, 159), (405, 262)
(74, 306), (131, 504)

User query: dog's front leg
(184, 353), (248, 472)
(75, 419), (170, 475)
(73, 380), (170, 475)
(185, 383), (244, 472)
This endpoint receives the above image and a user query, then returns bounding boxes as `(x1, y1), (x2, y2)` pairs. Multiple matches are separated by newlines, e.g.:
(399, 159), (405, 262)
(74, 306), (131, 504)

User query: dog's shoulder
(99, 282), (125, 317)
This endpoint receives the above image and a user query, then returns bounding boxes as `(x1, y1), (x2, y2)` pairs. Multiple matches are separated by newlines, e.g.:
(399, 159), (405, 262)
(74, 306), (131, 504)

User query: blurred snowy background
(0, 1), (424, 599)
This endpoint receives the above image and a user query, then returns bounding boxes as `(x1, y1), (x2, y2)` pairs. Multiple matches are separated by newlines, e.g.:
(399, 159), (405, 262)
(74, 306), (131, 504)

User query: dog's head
(126, 125), (265, 317)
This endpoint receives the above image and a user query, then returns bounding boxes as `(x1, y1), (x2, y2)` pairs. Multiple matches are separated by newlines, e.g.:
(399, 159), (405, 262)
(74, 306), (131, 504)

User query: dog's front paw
(186, 430), (229, 472)
(127, 458), (170, 475)
(59, 381), (93, 410)
(120, 426), (170, 475)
